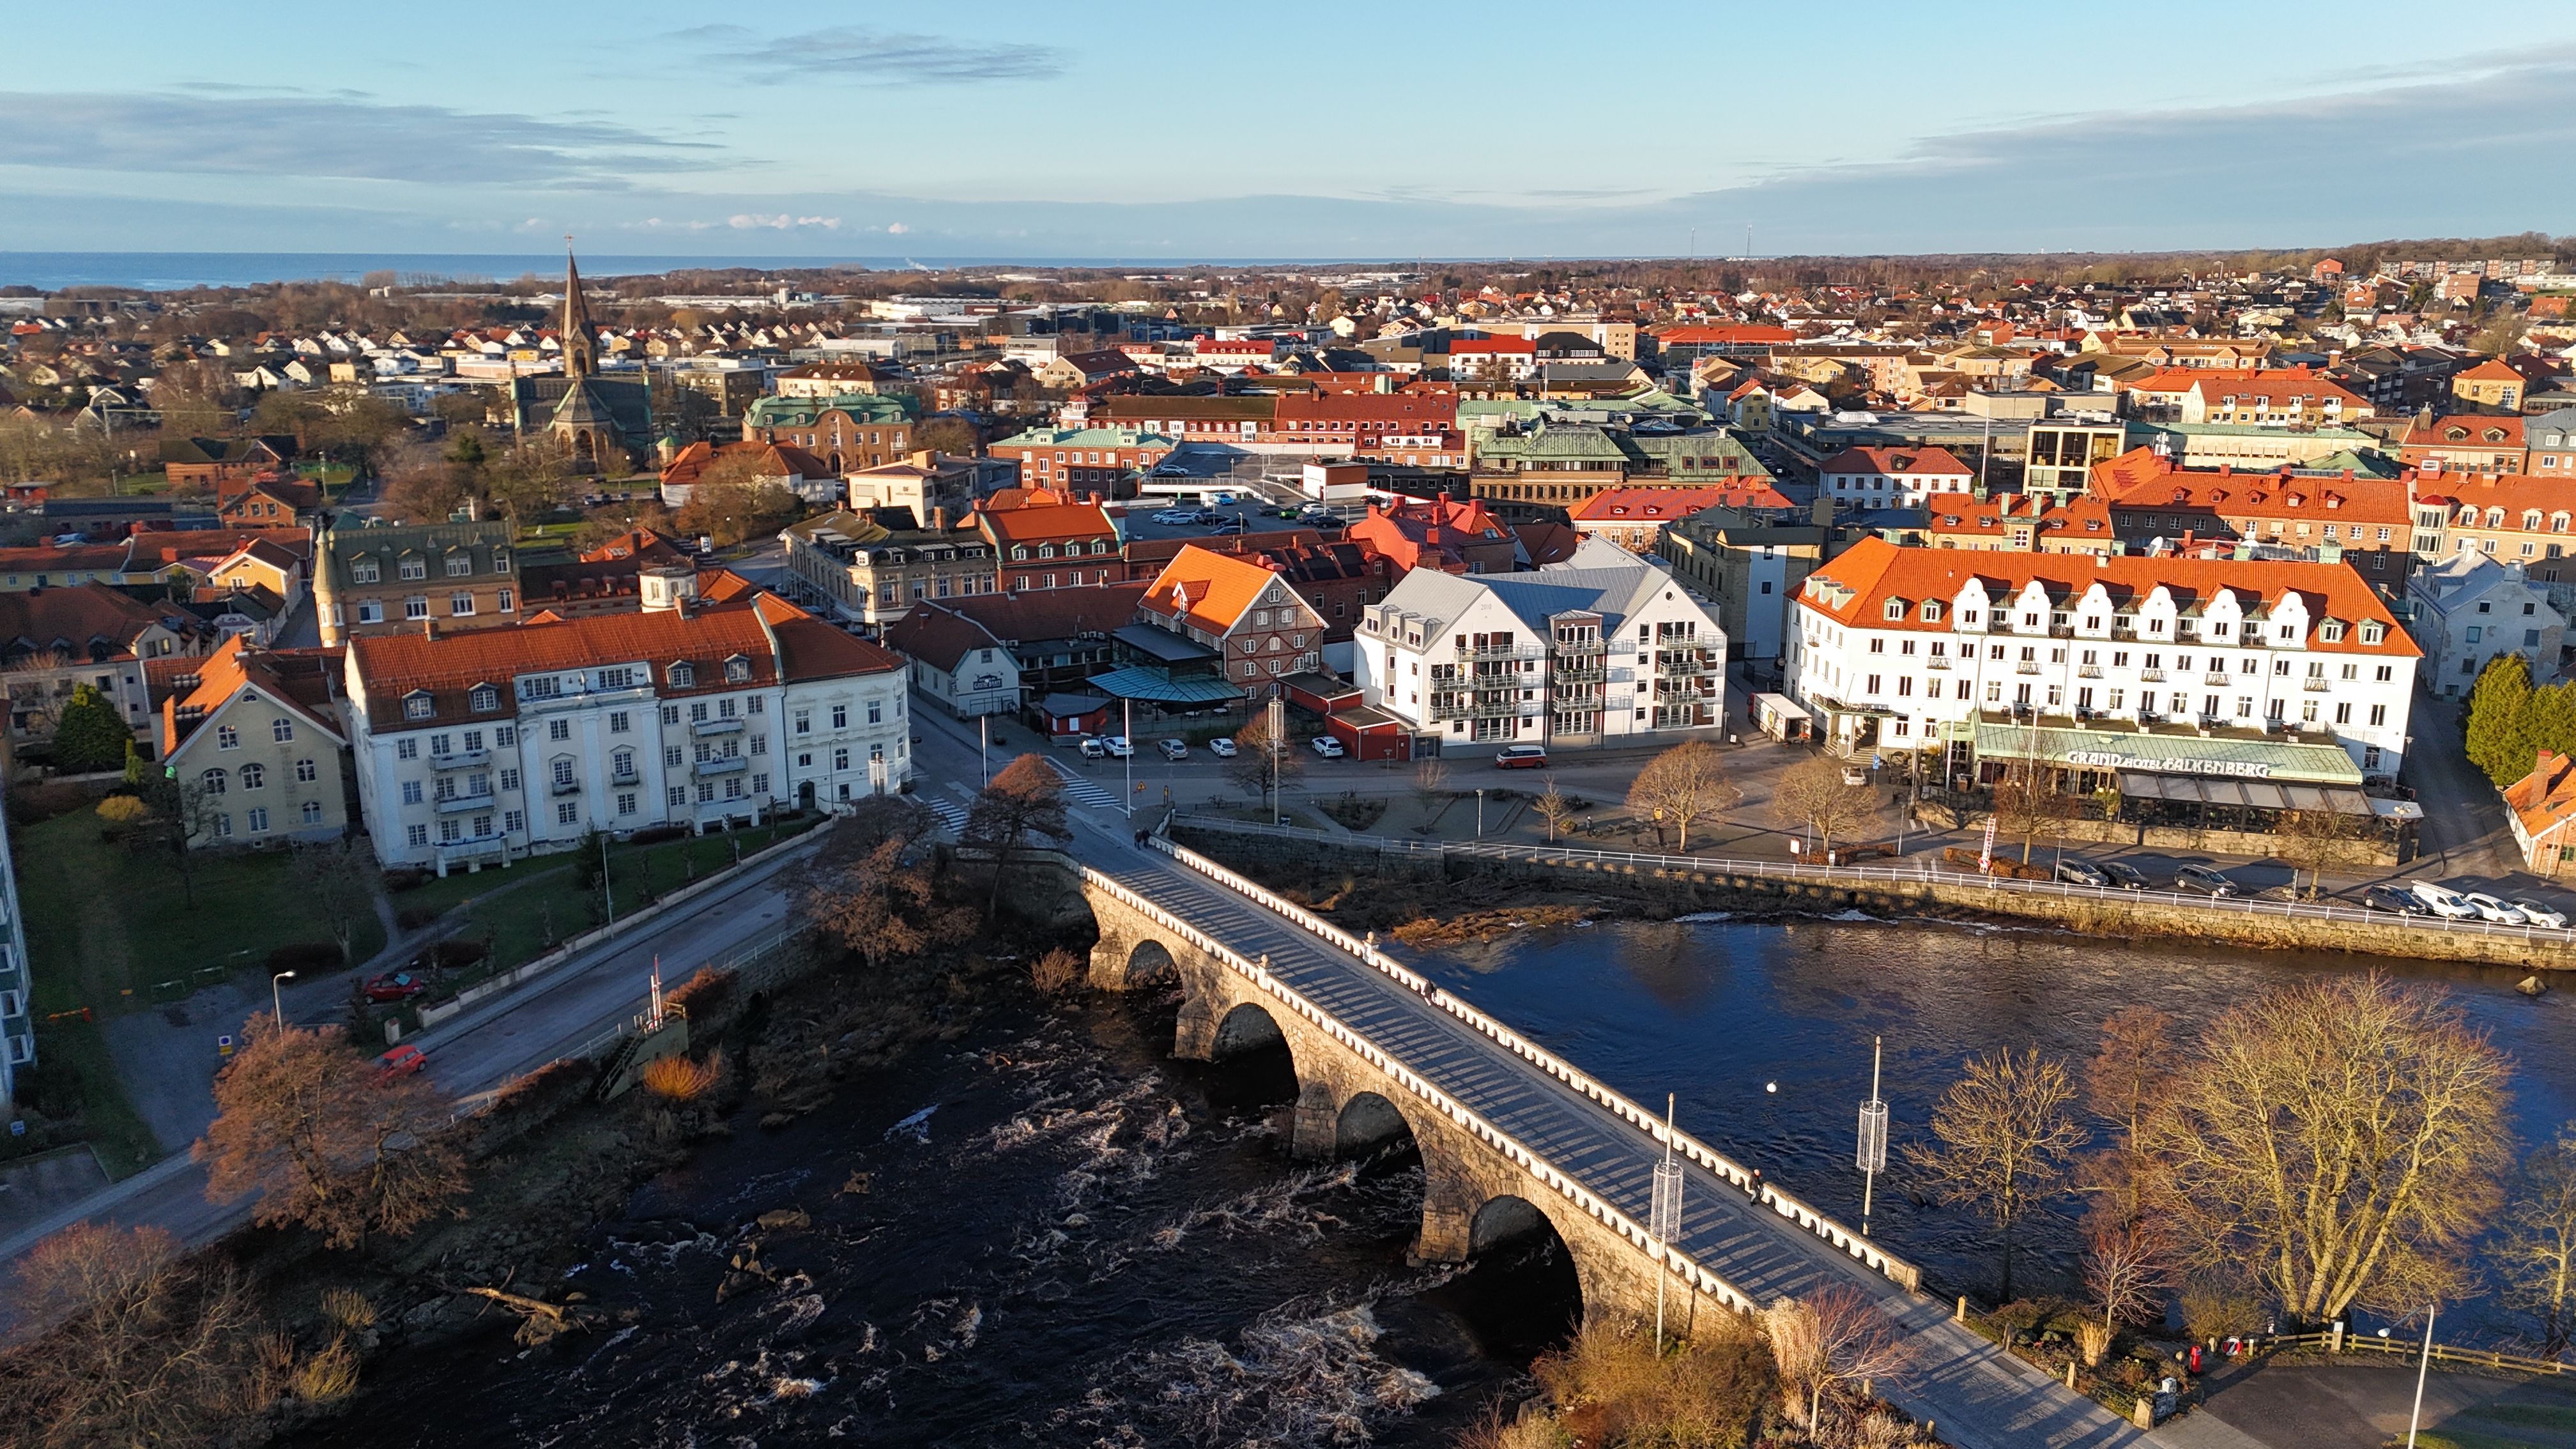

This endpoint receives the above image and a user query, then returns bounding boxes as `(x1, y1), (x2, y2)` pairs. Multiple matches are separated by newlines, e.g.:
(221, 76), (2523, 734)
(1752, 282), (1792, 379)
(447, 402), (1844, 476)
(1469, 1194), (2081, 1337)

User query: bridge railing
(1152, 836), (1924, 1294)
(1169, 815), (2576, 952)
(1079, 862), (1765, 1319)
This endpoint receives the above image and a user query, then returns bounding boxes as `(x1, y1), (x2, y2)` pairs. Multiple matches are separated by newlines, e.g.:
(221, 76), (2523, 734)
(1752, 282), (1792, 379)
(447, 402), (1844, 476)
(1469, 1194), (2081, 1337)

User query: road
(0, 830), (829, 1287)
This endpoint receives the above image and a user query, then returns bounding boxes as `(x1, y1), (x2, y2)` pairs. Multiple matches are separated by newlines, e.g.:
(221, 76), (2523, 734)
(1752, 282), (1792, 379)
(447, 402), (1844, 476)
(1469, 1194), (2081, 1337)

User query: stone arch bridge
(1074, 836), (2145, 1449)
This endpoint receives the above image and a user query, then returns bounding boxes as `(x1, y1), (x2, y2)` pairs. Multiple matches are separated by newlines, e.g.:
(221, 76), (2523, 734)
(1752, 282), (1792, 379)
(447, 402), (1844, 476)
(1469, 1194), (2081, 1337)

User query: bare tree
(1627, 740), (1736, 851)
(2085, 1006), (2179, 1147)
(1905, 1047), (2088, 1301)
(288, 836), (377, 963)
(2082, 1216), (2175, 1337)
(7, 1222), (284, 1445)
(1532, 776), (1577, 841)
(1410, 756), (1451, 826)
(1764, 1286), (1914, 1435)
(804, 806), (970, 971)
(961, 753), (1071, 919)
(2496, 1126), (2576, 1356)
(1769, 755), (1876, 859)
(1227, 714), (1304, 803)
(2271, 808), (2379, 899)
(1989, 763), (2074, 866)
(197, 1015), (470, 1250)
(2142, 973), (2512, 1325)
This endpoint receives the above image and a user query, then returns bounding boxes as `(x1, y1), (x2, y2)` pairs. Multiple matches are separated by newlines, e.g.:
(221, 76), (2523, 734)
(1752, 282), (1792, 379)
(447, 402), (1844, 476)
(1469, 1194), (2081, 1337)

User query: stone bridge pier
(1081, 877), (1720, 1335)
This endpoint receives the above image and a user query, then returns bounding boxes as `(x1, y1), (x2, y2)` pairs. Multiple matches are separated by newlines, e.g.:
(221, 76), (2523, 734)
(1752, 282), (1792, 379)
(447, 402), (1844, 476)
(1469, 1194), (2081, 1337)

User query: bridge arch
(1335, 1090), (1413, 1156)
(1122, 937), (1177, 987)
(1211, 1000), (1287, 1059)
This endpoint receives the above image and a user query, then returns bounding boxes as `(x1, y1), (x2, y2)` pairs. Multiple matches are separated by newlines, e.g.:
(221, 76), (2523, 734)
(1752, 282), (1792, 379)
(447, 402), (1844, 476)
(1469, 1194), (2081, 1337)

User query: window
(867, 699), (884, 724)
(668, 663), (695, 688)
(551, 758), (575, 787)
(618, 792), (637, 816)
(396, 738), (418, 761)
(690, 702), (709, 723)
(497, 588), (513, 613)
(404, 596), (429, 620)
(495, 725), (516, 747)
(747, 696), (763, 715)
(351, 560), (380, 584)
(505, 809), (525, 832)
(295, 758), (316, 782)
(557, 801), (579, 825)
(662, 705), (680, 724)
(2370, 704), (2388, 726)
(834, 747), (850, 771)
(611, 748), (634, 778)
(406, 823), (428, 848)
(445, 553), (472, 578)
(450, 593), (475, 617)
(398, 557), (427, 581)
(749, 735), (766, 756)
(667, 786), (686, 808)
(665, 746), (683, 768)
(272, 717), (294, 742)
(356, 601), (383, 624)
(609, 710), (630, 733)
(498, 768), (519, 791)
(401, 779), (422, 804)
(300, 800), (323, 824)
(493, 549), (510, 573)
(246, 806), (269, 832)
(470, 685), (498, 712)
(719, 698), (737, 719)
(831, 703), (848, 729)
(724, 656), (752, 684)
(239, 763), (265, 790)
(795, 710), (811, 735)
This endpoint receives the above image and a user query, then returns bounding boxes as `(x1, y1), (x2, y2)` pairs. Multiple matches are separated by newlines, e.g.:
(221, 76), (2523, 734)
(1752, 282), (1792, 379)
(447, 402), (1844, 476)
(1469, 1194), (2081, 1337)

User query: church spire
(562, 239), (598, 379)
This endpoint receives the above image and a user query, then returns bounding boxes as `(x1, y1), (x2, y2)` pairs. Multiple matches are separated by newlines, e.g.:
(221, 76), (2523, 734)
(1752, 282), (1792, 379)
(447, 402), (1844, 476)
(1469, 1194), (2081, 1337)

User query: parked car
(2512, 898), (2570, 928)
(2055, 859), (2110, 888)
(1310, 736), (1346, 758)
(1495, 744), (1548, 769)
(2100, 861), (2148, 891)
(1209, 492), (1236, 505)
(1192, 509), (1225, 525)
(2174, 864), (2238, 897)
(1098, 735), (1133, 758)
(1207, 737), (1238, 758)
(1157, 738), (1188, 761)
(2407, 880), (2478, 919)
(374, 1044), (426, 1080)
(1078, 737), (1107, 760)
(364, 971), (429, 1002)
(2363, 884), (2432, 916)
(1152, 509), (1197, 525)
(1208, 521), (1244, 536)
(2459, 892), (2529, 924)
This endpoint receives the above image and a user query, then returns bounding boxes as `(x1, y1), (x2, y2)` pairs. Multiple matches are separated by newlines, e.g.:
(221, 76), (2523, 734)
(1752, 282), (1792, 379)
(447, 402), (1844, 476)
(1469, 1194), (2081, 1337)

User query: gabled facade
(1137, 547), (1324, 696)
(160, 636), (351, 848)
(313, 518), (519, 647)
(2406, 553), (2568, 696)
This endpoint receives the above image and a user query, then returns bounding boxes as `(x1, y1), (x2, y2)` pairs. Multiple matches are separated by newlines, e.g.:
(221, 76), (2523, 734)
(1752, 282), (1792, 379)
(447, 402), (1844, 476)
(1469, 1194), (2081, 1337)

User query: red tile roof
(1138, 546), (1304, 636)
(1570, 482), (1795, 523)
(1819, 445), (1972, 477)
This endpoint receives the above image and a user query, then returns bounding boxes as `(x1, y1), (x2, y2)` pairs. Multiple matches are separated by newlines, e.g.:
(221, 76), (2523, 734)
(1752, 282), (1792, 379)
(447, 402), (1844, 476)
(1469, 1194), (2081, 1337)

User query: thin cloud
(680, 24), (1065, 84)
(0, 90), (717, 184)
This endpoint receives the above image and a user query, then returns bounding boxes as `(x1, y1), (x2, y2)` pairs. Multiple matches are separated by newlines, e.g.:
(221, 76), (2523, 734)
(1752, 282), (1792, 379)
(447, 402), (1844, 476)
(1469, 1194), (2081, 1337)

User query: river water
(291, 917), (2576, 1448)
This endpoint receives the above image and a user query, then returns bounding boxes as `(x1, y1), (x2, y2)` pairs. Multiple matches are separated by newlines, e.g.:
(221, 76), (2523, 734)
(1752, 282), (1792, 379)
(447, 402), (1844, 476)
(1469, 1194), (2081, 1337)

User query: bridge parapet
(1077, 862), (1763, 1321)
(1152, 837), (1923, 1295)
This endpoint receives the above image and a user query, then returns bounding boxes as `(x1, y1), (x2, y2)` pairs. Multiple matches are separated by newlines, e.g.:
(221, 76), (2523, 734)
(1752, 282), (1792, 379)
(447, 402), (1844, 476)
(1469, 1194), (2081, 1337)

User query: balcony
(549, 778), (581, 797)
(609, 768), (641, 787)
(435, 834), (510, 867)
(1427, 694), (1525, 722)
(2303, 677), (2331, 691)
(2205, 671), (2234, 686)
(434, 792), (498, 815)
(691, 717), (746, 737)
(1453, 643), (1544, 662)
(2139, 668), (2166, 682)
(428, 747), (489, 770)
(1926, 656), (1951, 670)
(2077, 664), (2103, 678)
(1655, 651), (1719, 676)
(1551, 658), (1607, 682)
(693, 755), (750, 778)
(2014, 661), (2042, 675)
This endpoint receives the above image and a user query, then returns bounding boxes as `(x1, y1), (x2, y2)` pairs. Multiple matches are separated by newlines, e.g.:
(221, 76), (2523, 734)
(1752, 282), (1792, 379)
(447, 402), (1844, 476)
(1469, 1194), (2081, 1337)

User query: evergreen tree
(2524, 681), (2576, 767)
(51, 682), (132, 773)
(2465, 653), (2535, 786)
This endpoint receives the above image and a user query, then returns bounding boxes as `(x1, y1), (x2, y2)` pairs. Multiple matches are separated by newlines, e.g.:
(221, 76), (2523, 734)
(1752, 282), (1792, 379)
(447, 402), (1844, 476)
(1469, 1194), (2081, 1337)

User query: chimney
(421, 618), (436, 640)
(930, 505), (949, 532)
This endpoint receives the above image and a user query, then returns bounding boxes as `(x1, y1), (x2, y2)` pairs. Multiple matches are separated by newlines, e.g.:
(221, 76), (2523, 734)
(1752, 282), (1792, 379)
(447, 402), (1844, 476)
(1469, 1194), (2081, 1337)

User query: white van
(2408, 880), (2478, 919)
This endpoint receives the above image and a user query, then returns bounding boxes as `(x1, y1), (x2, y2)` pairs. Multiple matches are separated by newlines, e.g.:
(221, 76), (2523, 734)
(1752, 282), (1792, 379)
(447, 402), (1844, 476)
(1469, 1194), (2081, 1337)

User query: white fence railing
(1149, 836), (1922, 1292)
(1082, 861), (1767, 1316)
(1171, 815), (2576, 954)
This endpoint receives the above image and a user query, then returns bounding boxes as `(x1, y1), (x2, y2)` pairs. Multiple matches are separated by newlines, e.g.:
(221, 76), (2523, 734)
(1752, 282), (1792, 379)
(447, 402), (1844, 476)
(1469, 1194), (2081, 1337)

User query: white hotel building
(1355, 540), (1728, 747)
(1785, 537), (2419, 791)
(344, 569), (910, 873)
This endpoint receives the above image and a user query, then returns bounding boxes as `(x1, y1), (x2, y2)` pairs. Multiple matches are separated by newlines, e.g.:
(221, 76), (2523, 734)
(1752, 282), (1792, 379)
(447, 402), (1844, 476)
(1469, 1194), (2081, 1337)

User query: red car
(364, 971), (427, 1002)
(1494, 744), (1549, 769)
(374, 1044), (426, 1080)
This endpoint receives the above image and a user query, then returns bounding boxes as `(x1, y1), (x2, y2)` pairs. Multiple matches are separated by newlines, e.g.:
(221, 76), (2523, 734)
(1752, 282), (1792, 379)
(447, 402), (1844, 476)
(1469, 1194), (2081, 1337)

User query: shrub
(2076, 1319), (2113, 1367)
(627, 824), (690, 847)
(394, 905), (441, 931)
(95, 794), (150, 824)
(266, 942), (344, 974)
(1535, 1317), (1772, 1449)
(1031, 947), (1085, 995)
(318, 1287), (377, 1333)
(7, 779), (93, 826)
(380, 867), (431, 893)
(664, 966), (735, 1020)
(431, 938), (488, 970)
(640, 1051), (723, 1102)
(290, 1335), (360, 1406)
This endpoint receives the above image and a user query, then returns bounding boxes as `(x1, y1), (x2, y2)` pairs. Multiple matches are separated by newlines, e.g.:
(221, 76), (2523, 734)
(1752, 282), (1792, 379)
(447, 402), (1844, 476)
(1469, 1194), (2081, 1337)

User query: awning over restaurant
(1974, 721), (2363, 786)
(2117, 770), (2374, 813)
(1085, 665), (1243, 705)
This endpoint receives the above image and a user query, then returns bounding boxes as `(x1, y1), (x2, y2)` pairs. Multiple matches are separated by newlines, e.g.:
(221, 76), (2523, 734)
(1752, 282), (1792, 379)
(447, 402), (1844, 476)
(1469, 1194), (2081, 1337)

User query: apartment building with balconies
(1355, 539), (1728, 748)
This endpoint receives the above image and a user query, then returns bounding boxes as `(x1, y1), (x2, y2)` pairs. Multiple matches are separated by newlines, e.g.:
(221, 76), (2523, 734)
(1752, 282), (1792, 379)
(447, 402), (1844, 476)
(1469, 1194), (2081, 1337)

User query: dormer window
(2359, 620), (2384, 645)
(2276, 624), (2295, 641)
(2320, 620), (2345, 643)
(469, 685), (498, 712)
(402, 691), (434, 721)
(1920, 601), (1943, 622)
(668, 662), (696, 689)
(724, 655), (752, 684)
(1883, 599), (1906, 621)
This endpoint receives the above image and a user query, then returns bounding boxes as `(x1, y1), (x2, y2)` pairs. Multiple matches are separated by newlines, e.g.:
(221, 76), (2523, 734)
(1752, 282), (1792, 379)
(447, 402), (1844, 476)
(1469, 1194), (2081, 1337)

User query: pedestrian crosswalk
(1046, 758), (1126, 813)
(921, 793), (970, 835)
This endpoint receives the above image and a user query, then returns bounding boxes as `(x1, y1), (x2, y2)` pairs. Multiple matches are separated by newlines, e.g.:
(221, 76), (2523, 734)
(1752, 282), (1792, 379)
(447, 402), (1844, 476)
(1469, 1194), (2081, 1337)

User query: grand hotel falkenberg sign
(2060, 749), (2274, 779)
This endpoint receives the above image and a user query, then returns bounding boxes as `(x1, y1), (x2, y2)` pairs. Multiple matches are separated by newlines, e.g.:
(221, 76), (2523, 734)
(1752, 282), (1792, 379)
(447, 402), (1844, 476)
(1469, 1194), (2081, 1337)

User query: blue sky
(4, 1), (2574, 259)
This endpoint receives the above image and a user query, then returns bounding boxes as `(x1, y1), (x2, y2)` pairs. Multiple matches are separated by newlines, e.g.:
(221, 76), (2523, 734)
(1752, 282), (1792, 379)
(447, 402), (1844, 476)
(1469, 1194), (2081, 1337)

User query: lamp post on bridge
(1857, 1036), (1889, 1236)
(1651, 1091), (1684, 1353)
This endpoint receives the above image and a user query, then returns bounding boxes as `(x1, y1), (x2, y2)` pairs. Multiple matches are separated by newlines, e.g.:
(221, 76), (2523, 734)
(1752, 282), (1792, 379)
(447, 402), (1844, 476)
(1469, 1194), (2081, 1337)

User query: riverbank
(1174, 822), (2576, 972)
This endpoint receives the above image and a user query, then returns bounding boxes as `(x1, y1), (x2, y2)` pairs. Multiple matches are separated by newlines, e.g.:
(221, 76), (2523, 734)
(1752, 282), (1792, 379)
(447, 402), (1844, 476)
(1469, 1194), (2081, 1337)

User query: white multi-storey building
(2409, 553), (2568, 697)
(344, 569), (910, 873)
(1786, 537), (2419, 785)
(1356, 539), (1728, 747)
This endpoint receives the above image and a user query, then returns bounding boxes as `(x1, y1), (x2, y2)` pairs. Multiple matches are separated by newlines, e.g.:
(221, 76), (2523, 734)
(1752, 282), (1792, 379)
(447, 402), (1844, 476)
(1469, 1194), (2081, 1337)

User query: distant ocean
(0, 252), (1402, 292)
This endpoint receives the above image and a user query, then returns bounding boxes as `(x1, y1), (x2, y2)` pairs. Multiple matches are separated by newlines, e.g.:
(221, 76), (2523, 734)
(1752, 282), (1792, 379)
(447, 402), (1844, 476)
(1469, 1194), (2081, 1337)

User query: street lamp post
(270, 970), (296, 1030)
(1476, 788), (1486, 838)
(979, 713), (990, 788)
(2405, 1303), (2437, 1448)
(1650, 1092), (1684, 1352)
(600, 831), (615, 923)
(1123, 699), (1134, 818)
(1857, 1036), (1889, 1234)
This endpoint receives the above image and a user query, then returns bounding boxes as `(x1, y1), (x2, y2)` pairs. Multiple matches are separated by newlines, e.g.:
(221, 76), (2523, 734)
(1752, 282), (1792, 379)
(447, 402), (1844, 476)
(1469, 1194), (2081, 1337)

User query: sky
(4, 0), (2575, 261)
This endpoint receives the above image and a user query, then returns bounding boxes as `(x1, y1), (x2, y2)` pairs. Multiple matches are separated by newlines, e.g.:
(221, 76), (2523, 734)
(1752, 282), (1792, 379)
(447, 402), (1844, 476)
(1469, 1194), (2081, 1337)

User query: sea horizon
(0, 250), (1441, 293)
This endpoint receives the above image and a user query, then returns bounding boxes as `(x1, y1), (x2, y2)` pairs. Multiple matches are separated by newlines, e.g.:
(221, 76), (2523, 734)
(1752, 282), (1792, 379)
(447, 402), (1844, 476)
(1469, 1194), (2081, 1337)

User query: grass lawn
(391, 818), (819, 981)
(15, 810), (388, 1017)
(27, 1017), (162, 1177)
